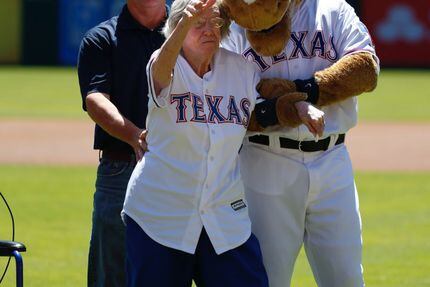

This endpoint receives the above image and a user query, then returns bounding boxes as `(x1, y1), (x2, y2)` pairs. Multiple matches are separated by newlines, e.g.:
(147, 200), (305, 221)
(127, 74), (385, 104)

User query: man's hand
(86, 92), (149, 160)
(130, 129), (148, 162)
(294, 101), (325, 139)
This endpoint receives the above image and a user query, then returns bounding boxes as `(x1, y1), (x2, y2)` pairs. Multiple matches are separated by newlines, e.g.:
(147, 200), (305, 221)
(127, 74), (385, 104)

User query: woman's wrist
(177, 16), (194, 31)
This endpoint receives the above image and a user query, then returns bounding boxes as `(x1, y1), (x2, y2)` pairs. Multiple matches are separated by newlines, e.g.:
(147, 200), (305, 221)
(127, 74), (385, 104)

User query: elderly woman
(122, 0), (268, 286)
(122, 0), (321, 286)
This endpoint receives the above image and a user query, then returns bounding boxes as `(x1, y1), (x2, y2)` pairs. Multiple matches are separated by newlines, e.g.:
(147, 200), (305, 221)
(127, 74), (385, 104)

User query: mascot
(220, 0), (380, 286)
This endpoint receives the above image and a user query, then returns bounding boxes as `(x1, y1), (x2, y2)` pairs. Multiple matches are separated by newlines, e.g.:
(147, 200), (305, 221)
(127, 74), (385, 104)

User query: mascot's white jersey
(123, 48), (260, 255)
(222, 1), (380, 286)
(222, 0), (379, 141)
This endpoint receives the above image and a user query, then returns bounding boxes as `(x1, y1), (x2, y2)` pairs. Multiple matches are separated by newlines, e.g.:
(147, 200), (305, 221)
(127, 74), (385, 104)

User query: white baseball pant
(240, 138), (364, 287)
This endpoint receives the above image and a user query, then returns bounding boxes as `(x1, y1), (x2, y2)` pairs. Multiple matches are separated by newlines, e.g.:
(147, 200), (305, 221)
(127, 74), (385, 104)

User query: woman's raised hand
(182, 0), (217, 26)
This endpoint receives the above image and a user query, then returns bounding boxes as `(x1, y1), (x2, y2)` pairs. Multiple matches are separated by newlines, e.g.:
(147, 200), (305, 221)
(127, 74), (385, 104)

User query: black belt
(101, 150), (135, 162)
(248, 134), (345, 152)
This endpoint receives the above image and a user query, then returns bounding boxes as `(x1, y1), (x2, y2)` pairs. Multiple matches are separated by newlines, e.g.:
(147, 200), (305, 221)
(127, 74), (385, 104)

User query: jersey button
(210, 156), (214, 161)
(211, 130), (215, 135)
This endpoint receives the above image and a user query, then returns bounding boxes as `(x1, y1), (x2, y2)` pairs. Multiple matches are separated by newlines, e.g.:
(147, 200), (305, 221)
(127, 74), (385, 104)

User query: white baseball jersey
(122, 48), (260, 255)
(222, 0), (380, 141)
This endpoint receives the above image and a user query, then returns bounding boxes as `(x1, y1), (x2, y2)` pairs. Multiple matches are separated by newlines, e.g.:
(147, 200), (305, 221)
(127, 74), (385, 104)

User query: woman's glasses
(194, 17), (224, 29)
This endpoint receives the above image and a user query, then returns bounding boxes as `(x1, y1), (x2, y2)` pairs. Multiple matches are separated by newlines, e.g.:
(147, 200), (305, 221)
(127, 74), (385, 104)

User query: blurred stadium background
(1, 0), (429, 67)
(0, 0), (429, 286)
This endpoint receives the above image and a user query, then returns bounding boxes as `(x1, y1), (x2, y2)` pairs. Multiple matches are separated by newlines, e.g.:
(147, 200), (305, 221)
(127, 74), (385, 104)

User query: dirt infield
(1, 119), (429, 171)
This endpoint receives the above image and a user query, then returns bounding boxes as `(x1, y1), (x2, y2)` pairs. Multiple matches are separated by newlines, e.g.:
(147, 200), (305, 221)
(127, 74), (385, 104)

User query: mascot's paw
(247, 111), (265, 132)
(276, 92), (307, 127)
(257, 78), (297, 99)
(247, 91), (307, 132)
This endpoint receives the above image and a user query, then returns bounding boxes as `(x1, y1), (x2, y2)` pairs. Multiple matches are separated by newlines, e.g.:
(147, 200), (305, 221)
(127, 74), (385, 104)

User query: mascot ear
(246, 14), (291, 56)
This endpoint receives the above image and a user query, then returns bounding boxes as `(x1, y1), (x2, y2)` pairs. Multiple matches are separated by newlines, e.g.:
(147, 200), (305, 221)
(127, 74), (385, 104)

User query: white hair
(162, 0), (230, 38)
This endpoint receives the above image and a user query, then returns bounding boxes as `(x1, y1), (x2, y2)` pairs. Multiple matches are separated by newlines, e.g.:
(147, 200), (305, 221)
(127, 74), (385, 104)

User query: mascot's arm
(295, 52), (378, 106)
(247, 53), (378, 131)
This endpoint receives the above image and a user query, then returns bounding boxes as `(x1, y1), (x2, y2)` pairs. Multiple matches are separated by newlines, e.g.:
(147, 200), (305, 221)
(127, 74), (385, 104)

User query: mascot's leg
(239, 142), (310, 287)
(303, 146), (364, 287)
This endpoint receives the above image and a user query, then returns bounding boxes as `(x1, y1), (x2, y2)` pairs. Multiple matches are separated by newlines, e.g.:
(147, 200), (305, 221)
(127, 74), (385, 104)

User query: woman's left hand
(294, 101), (325, 139)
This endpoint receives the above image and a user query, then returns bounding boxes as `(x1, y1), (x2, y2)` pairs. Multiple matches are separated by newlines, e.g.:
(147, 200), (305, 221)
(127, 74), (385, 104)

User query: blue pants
(87, 158), (135, 287)
(125, 216), (269, 287)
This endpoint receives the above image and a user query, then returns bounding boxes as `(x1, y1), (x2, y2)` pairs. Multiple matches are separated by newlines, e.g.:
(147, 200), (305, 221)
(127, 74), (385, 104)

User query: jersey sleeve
(77, 28), (112, 111)
(146, 49), (174, 108)
(334, 1), (380, 68)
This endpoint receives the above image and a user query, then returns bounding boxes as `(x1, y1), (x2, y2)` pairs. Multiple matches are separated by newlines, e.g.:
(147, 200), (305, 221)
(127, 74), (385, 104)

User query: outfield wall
(0, 0), (21, 64)
(362, 0), (430, 67)
(0, 0), (428, 68)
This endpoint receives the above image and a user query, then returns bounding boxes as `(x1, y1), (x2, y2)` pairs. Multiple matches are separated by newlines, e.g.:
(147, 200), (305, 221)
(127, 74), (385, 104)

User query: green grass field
(0, 167), (429, 287)
(358, 70), (430, 122)
(0, 67), (430, 121)
(0, 67), (82, 119)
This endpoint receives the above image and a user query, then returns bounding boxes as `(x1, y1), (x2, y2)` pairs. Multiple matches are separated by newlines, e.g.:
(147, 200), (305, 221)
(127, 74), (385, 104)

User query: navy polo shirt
(78, 5), (166, 153)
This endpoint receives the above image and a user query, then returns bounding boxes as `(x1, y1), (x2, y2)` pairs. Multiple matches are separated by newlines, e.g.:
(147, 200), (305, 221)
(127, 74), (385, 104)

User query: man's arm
(78, 28), (147, 160)
(85, 92), (147, 161)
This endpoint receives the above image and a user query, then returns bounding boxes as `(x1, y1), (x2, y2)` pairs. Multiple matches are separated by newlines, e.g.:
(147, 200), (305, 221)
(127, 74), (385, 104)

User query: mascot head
(220, 0), (302, 56)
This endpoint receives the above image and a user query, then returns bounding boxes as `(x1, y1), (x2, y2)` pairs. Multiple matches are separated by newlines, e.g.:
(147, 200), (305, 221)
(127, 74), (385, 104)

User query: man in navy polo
(77, 1), (167, 286)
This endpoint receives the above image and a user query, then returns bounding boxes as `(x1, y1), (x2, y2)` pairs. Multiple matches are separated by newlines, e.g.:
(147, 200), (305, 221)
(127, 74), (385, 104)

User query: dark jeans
(125, 216), (269, 287)
(87, 158), (135, 287)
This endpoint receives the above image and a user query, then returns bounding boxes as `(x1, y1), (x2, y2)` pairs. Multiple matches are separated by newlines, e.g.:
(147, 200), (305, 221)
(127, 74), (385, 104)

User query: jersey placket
(199, 129), (216, 215)
(198, 78), (216, 219)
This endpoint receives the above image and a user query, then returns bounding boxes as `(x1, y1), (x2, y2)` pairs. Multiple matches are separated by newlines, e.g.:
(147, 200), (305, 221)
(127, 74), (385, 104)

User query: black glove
(294, 77), (319, 105)
(254, 97), (279, 128)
